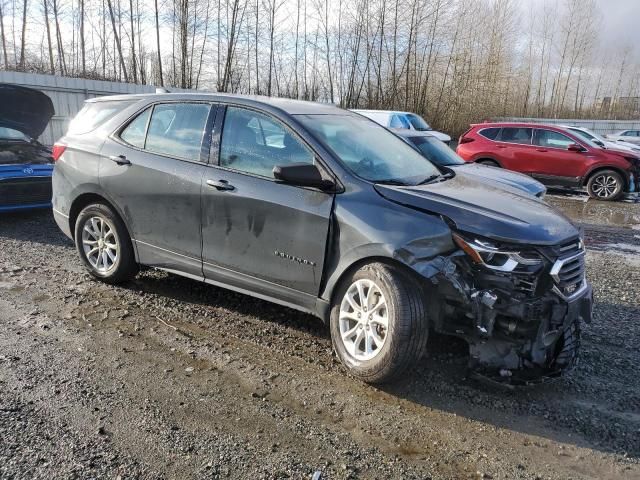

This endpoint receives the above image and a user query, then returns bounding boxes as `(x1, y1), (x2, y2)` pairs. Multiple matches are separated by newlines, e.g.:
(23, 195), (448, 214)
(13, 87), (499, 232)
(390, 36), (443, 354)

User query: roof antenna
(155, 87), (170, 94)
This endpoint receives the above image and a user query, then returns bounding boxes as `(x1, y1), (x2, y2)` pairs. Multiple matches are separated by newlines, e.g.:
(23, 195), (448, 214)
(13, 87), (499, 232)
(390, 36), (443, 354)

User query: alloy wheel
(591, 174), (619, 198)
(81, 216), (119, 273)
(339, 279), (389, 361)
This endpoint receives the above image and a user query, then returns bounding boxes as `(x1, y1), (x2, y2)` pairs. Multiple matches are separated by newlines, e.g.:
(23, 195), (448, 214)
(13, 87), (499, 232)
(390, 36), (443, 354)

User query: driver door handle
(109, 155), (131, 166)
(206, 179), (235, 191)
(536, 148), (548, 152)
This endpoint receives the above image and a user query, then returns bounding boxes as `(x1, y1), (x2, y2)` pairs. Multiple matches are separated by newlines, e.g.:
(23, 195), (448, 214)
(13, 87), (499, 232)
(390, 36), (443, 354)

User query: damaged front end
(420, 233), (593, 386)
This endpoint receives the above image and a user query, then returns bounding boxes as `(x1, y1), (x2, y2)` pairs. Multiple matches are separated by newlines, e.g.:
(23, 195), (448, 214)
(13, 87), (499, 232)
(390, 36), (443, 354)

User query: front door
(529, 128), (588, 185)
(100, 102), (214, 276)
(201, 105), (334, 308)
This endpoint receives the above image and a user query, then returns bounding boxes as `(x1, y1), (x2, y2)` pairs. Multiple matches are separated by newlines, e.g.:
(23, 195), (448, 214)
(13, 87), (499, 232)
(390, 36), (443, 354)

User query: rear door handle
(496, 145), (507, 149)
(536, 149), (548, 152)
(206, 179), (235, 191)
(109, 155), (131, 166)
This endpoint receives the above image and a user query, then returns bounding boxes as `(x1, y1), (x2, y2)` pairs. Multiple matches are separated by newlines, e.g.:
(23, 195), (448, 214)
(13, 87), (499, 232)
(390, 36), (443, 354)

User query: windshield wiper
(416, 174), (442, 185)
(375, 178), (409, 186)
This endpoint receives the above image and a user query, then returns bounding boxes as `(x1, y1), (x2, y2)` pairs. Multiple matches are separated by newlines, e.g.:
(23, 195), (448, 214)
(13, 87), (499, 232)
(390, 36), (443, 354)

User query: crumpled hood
(0, 84), (54, 139)
(374, 171), (578, 245)
(452, 163), (545, 196)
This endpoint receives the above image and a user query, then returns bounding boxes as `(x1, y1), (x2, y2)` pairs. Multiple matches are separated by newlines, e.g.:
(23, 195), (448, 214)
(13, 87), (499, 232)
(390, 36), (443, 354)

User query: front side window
(297, 114), (441, 185)
(534, 129), (575, 149)
(499, 127), (532, 145)
(145, 103), (211, 161)
(219, 107), (314, 178)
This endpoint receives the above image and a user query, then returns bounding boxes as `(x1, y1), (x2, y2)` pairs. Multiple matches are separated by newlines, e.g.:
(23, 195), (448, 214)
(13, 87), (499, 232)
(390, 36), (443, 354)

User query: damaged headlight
(452, 233), (542, 272)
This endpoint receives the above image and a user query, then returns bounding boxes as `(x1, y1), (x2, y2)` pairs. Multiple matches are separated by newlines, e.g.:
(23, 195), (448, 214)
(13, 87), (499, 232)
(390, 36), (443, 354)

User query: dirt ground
(1, 194), (639, 480)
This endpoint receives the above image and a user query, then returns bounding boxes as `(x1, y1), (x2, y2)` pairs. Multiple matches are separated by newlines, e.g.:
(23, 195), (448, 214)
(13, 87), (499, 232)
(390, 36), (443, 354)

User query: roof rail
(155, 87), (170, 94)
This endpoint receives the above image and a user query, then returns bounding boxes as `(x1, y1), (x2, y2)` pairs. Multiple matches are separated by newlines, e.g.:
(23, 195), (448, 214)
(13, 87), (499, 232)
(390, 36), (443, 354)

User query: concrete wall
(0, 71), (165, 146)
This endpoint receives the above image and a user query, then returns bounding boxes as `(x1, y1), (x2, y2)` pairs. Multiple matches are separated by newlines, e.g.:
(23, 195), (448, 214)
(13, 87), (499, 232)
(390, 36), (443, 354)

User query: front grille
(0, 177), (52, 206)
(549, 241), (586, 300)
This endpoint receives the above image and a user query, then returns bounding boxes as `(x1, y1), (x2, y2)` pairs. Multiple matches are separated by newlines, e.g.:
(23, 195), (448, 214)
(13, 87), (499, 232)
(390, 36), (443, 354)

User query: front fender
(319, 189), (455, 303)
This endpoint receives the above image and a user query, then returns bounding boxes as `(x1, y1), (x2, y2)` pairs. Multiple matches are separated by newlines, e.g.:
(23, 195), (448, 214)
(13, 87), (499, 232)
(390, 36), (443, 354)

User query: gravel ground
(1, 195), (639, 480)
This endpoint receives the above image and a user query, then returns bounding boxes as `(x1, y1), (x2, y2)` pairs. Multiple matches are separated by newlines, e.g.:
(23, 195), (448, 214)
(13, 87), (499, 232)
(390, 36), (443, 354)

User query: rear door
(200, 105), (334, 309)
(493, 127), (534, 172)
(528, 128), (586, 184)
(100, 101), (214, 277)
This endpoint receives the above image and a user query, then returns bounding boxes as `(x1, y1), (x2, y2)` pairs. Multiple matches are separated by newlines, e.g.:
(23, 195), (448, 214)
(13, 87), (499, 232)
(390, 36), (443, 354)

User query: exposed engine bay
(423, 234), (593, 386)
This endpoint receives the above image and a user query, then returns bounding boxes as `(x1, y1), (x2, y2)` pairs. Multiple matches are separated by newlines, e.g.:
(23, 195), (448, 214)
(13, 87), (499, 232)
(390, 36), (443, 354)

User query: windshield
(0, 127), (29, 141)
(406, 113), (431, 131)
(297, 114), (441, 185)
(408, 135), (464, 166)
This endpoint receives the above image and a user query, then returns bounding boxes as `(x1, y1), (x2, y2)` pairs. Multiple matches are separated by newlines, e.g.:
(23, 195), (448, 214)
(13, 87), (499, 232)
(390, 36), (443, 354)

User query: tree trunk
(106, 0), (129, 81)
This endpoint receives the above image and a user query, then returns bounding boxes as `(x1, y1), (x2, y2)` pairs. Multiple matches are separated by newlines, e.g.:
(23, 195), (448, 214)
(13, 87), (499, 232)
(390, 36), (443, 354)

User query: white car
(564, 126), (640, 153)
(605, 129), (640, 145)
(351, 109), (451, 144)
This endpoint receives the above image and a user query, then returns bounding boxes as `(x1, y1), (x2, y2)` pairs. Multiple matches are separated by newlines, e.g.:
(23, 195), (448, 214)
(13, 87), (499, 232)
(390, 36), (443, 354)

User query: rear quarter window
(478, 127), (500, 140)
(68, 100), (135, 135)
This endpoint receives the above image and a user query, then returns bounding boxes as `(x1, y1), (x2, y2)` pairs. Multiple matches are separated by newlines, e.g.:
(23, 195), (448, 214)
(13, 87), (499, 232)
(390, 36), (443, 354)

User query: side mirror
(273, 163), (335, 190)
(567, 143), (585, 152)
(594, 140), (604, 147)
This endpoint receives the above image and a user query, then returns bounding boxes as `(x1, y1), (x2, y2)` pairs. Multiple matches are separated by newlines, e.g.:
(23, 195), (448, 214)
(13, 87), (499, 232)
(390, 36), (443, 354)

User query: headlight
(452, 234), (542, 272)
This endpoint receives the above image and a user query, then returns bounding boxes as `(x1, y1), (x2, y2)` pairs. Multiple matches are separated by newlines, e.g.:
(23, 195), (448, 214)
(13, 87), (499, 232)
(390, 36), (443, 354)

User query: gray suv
(52, 94), (592, 385)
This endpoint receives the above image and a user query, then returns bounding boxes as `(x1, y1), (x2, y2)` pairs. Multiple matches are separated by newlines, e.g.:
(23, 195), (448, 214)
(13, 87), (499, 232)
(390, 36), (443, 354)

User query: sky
(524, 0), (640, 59)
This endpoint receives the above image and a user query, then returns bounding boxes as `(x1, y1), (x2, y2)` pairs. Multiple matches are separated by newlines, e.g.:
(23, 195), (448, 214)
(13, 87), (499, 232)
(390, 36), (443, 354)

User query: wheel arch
(68, 192), (139, 261)
(473, 157), (502, 167)
(582, 165), (629, 189)
(321, 254), (432, 323)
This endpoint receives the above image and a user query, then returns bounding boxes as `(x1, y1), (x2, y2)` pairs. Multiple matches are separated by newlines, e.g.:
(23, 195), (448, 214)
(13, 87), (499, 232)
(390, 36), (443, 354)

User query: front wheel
(330, 263), (429, 384)
(74, 203), (138, 284)
(586, 169), (624, 200)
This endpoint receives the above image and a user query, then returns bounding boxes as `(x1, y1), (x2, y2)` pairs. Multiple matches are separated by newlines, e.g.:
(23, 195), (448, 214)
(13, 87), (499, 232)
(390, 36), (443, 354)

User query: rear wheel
(477, 159), (500, 167)
(330, 262), (428, 384)
(586, 169), (624, 200)
(74, 203), (138, 284)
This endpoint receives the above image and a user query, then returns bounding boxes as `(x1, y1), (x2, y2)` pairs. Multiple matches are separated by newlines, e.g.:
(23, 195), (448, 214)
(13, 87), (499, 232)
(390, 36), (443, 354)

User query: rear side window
(478, 127), (500, 140)
(623, 130), (640, 137)
(68, 100), (134, 135)
(534, 129), (575, 149)
(499, 127), (532, 144)
(145, 103), (211, 161)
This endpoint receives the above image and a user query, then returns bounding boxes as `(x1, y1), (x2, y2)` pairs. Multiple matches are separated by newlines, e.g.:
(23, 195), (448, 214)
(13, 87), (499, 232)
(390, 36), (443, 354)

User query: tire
(477, 159), (500, 167)
(74, 203), (138, 284)
(330, 262), (428, 384)
(586, 169), (624, 200)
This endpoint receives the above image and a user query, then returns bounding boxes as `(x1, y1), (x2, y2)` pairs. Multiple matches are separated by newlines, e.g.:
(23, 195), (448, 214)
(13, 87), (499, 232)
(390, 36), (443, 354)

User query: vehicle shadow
(0, 209), (72, 248)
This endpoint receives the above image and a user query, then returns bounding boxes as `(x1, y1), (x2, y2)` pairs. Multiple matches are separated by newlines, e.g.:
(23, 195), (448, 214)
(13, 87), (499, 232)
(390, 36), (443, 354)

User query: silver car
(606, 129), (640, 145)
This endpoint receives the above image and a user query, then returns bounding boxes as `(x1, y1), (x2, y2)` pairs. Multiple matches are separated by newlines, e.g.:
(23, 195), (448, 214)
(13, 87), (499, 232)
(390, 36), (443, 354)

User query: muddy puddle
(547, 195), (640, 230)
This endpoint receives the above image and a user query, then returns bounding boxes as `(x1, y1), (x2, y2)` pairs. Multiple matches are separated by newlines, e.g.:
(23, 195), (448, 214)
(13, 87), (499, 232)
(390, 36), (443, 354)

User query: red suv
(456, 122), (640, 200)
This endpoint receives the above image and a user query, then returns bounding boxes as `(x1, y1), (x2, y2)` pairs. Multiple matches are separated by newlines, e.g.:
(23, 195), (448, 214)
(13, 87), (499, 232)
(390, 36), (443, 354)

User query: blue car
(0, 84), (55, 212)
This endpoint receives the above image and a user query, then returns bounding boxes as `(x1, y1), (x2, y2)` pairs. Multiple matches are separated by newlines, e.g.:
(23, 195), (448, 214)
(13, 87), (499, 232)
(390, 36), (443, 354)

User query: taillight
(459, 137), (474, 144)
(51, 143), (67, 162)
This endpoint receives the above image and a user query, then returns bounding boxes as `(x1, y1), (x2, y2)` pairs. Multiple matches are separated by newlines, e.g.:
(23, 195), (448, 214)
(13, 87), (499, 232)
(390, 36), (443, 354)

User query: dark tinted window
(622, 130), (640, 137)
(220, 107), (314, 178)
(499, 127), (532, 144)
(120, 107), (151, 148)
(478, 127), (500, 140)
(69, 101), (134, 135)
(409, 136), (464, 166)
(534, 129), (574, 149)
(145, 103), (211, 161)
(0, 127), (29, 141)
